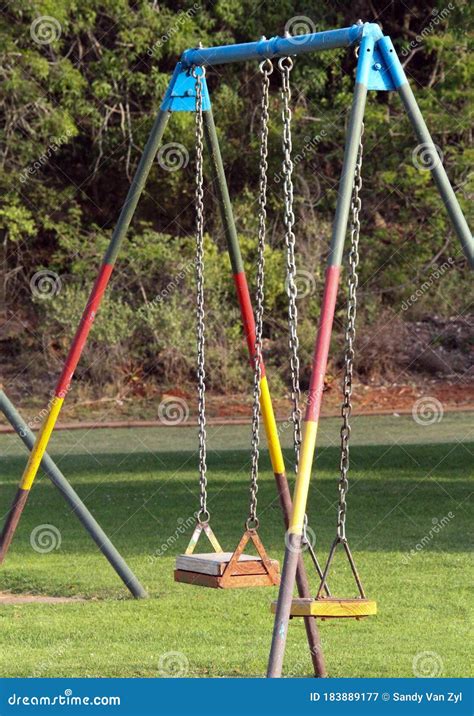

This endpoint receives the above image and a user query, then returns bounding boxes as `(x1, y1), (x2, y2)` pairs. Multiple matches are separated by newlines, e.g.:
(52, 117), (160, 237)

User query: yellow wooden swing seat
(271, 596), (377, 619)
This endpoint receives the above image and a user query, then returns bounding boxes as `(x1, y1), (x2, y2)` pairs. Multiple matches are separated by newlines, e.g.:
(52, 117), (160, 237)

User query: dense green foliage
(0, 1), (472, 395)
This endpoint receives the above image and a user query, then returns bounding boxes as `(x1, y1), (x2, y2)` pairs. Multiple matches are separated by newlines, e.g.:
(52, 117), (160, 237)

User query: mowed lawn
(0, 412), (472, 678)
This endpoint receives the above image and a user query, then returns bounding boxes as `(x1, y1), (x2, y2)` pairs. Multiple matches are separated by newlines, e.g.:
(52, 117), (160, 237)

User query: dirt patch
(0, 592), (84, 605)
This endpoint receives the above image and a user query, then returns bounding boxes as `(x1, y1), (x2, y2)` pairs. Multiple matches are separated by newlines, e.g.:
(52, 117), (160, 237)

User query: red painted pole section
(305, 265), (341, 422)
(233, 272), (265, 376)
(56, 263), (114, 398)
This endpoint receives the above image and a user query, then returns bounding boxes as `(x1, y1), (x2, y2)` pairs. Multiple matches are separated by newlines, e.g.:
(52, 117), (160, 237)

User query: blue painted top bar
(181, 22), (383, 67)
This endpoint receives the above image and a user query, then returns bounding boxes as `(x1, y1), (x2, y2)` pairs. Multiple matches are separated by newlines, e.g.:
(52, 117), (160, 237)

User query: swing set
(1, 21), (472, 679)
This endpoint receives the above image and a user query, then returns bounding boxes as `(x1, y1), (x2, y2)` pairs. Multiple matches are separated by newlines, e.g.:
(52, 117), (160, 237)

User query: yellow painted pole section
(288, 420), (318, 534)
(259, 375), (285, 475)
(19, 396), (64, 491)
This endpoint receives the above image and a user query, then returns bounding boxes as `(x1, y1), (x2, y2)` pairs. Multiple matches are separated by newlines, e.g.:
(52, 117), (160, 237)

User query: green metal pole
(0, 389), (148, 598)
(378, 36), (474, 268)
(0, 109), (171, 563)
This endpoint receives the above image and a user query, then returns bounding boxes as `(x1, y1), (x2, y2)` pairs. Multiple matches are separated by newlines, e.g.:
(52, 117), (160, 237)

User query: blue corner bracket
(367, 40), (395, 91)
(161, 63), (211, 112)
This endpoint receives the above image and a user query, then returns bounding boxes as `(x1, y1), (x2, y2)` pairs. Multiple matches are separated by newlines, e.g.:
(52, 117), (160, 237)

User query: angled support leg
(0, 108), (171, 562)
(0, 389), (147, 598)
(203, 108), (326, 677)
(267, 34), (375, 678)
(378, 37), (474, 268)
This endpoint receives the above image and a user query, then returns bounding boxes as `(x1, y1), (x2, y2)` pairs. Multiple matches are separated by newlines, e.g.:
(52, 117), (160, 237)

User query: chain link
(193, 66), (209, 525)
(247, 59), (273, 531)
(279, 56), (302, 474)
(337, 122), (364, 541)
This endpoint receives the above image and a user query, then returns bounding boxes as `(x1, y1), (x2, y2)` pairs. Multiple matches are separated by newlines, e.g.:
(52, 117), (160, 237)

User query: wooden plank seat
(174, 525), (280, 589)
(271, 597), (377, 619)
(176, 552), (278, 576)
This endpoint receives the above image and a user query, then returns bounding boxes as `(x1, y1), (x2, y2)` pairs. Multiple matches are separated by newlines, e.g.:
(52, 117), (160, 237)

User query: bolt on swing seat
(175, 521), (280, 589)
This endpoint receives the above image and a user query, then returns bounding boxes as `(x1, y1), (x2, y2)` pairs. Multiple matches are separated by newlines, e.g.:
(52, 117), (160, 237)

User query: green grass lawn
(0, 412), (472, 678)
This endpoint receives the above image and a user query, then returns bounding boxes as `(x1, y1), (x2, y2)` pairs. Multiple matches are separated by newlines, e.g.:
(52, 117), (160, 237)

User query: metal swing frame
(1, 21), (472, 679)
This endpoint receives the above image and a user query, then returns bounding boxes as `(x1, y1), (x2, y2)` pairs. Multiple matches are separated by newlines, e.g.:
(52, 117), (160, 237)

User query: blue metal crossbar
(180, 22), (383, 68)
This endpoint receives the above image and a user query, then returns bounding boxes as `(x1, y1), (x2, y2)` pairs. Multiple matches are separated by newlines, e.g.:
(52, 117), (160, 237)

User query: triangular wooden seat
(174, 522), (280, 589)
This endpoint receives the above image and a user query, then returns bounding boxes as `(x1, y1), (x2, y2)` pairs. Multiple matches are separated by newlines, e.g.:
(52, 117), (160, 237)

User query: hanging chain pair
(336, 122), (364, 542)
(315, 121), (366, 600)
(247, 58), (273, 531)
(279, 56), (302, 475)
(193, 66), (209, 526)
(280, 57), (317, 557)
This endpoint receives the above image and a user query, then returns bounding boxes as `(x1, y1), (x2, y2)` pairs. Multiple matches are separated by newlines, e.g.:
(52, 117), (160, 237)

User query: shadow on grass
(0, 443), (471, 562)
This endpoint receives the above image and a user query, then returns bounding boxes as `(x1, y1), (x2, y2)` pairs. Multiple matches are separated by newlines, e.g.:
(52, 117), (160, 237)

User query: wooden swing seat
(271, 597), (377, 619)
(174, 525), (280, 589)
(175, 552), (280, 589)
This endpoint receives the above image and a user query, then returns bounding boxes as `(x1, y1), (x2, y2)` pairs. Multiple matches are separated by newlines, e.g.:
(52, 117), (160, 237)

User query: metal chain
(193, 66), (209, 525)
(337, 122), (364, 541)
(279, 56), (302, 474)
(247, 58), (273, 531)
